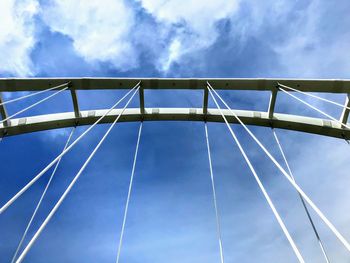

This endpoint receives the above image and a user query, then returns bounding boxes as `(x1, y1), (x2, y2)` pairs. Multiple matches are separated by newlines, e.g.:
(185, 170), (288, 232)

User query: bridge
(0, 78), (350, 262)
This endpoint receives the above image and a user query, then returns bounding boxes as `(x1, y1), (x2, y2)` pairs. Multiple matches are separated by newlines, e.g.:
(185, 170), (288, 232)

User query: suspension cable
(207, 85), (305, 262)
(278, 83), (350, 110)
(207, 82), (350, 252)
(0, 83), (70, 107)
(11, 127), (75, 263)
(272, 129), (331, 263)
(279, 87), (350, 130)
(0, 86), (69, 125)
(16, 85), (140, 263)
(0, 81), (140, 215)
(116, 122), (143, 263)
(204, 123), (225, 263)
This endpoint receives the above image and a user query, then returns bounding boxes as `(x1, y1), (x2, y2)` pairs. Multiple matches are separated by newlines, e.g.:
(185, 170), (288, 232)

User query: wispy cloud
(1, 0), (349, 77)
(0, 0), (39, 76)
(41, 0), (138, 71)
(137, 0), (240, 70)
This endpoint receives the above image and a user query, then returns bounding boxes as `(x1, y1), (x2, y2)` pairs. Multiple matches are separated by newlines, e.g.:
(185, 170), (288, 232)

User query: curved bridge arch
(1, 108), (349, 139)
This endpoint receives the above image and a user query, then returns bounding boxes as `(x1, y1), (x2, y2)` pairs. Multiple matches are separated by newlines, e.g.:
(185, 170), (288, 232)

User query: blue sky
(0, 0), (350, 262)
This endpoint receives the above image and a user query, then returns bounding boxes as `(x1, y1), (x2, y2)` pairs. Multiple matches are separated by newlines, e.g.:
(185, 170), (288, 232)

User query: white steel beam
(0, 108), (349, 139)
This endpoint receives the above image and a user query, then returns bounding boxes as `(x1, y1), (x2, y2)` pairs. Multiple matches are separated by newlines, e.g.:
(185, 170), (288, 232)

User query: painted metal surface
(1, 78), (349, 139)
(0, 108), (348, 139)
(1, 78), (350, 92)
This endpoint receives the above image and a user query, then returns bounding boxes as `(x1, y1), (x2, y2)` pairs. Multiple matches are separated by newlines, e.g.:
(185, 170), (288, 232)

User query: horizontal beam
(0, 78), (350, 93)
(0, 108), (349, 139)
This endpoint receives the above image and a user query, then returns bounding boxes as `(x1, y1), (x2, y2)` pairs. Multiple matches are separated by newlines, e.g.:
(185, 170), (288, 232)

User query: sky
(0, 0), (350, 262)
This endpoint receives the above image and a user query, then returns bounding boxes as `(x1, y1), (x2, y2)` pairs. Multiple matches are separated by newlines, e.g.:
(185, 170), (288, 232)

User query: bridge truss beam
(1, 78), (350, 92)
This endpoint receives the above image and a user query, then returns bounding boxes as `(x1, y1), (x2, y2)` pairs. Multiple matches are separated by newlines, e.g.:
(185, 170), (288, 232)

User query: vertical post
(340, 94), (350, 126)
(268, 86), (278, 119)
(203, 86), (209, 121)
(69, 82), (80, 119)
(139, 81), (145, 120)
(0, 92), (10, 127)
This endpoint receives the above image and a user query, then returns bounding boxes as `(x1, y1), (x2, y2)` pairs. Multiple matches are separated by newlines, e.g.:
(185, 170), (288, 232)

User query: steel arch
(0, 108), (349, 139)
(0, 78), (349, 139)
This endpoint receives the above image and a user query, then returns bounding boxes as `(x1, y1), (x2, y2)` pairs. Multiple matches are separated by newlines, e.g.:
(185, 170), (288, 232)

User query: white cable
(0, 86), (69, 125)
(207, 82), (350, 253)
(16, 86), (140, 263)
(278, 83), (350, 110)
(204, 123), (225, 263)
(116, 122), (143, 263)
(279, 87), (350, 130)
(207, 86), (305, 262)
(0, 82), (140, 215)
(11, 127), (75, 263)
(0, 83), (70, 106)
(272, 129), (331, 263)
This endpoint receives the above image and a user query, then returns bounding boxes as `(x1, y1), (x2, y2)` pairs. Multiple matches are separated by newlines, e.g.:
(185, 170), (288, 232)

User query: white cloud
(139, 0), (240, 33)
(36, 0), (241, 73)
(0, 0), (39, 76)
(42, 0), (138, 70)
(138, 0), (240, 71)
(161, 38), (181, 71)
(1, 0), (348, 77)
(239, 0), (350, 78)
